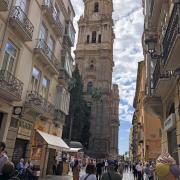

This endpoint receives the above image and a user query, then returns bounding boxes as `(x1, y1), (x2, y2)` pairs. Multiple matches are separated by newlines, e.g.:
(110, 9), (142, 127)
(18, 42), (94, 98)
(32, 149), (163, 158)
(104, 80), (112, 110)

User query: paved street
(40, 171), (134, 180)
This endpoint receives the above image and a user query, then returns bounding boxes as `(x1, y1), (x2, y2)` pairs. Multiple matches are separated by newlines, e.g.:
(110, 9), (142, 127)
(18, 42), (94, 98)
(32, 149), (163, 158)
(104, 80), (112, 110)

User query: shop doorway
(46, 149), (56, 175)
(12, 138), (28, 165)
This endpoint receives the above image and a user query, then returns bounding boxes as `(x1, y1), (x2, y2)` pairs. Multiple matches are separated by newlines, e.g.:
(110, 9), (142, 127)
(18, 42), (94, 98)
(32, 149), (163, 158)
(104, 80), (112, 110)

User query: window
(104, 24), (108, 30)
(98, 34), (101, 43)
(92, 31), (96, 43)
(10, 117), (18, 128)
(39, 23), (48, 40)
(87, 82), (93, 95)
(2, 42), (17, 73)
(48, 36), (55, 59)
(31, 67), (41, 92)
(41, 77), (49, 98)
(53, 4), (60, 20)
(94, 2), (99, 12)
(87, 35), (90, 43)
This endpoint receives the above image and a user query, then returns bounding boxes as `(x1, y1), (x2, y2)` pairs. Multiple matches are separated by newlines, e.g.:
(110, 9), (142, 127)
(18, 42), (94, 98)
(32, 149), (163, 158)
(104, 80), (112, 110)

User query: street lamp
(145, 36), (163, 59)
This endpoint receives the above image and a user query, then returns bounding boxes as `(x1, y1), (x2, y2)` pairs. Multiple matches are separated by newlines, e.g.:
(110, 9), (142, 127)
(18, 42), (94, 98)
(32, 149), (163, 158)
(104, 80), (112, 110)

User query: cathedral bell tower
(74, 0), (115, 158)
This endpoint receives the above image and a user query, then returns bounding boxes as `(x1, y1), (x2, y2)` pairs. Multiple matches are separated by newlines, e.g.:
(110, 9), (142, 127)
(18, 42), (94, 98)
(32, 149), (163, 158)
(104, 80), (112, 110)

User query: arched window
(94, 2), (99, 12)
(90, 64), (94, 70)
(92, 31), (96, 43)
(87, 35), (90, 43)
(87, 82), (93, 95)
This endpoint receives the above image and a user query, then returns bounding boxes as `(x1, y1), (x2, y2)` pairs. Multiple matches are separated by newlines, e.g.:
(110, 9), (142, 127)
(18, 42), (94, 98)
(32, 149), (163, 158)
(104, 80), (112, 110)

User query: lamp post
(145, 36), (163, 59)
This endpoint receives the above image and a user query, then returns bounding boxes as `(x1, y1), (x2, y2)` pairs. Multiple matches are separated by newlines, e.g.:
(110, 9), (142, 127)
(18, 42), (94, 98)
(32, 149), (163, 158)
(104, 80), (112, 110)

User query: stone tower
(75, 0), (116, 158)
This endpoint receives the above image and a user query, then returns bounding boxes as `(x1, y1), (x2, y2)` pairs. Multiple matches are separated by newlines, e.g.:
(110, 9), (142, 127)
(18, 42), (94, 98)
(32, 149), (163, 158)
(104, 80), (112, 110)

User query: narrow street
(40, 171), (134, 180)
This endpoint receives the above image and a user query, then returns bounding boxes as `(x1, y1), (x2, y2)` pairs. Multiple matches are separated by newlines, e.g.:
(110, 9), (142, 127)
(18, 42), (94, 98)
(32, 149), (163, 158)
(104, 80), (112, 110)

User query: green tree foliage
(62, 65), (91, 149)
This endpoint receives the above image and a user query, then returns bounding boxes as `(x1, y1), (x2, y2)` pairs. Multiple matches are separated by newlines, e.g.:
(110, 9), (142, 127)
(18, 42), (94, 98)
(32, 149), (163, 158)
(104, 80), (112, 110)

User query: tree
(62, 65), (91, 149)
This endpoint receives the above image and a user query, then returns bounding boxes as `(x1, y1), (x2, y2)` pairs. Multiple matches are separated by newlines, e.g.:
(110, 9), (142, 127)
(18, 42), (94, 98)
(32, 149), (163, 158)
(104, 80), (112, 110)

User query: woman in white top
(80, 164), (96, 180)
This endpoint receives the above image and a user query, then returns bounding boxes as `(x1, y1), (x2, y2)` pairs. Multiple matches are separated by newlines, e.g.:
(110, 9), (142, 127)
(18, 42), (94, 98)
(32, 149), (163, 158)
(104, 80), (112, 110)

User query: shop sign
(18, 119), (33, 139)
(164, 113), (176, 132)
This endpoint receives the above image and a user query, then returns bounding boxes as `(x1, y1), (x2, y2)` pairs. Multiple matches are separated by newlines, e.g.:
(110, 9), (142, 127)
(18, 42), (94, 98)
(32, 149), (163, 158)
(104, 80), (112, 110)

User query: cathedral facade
(74, 0), (119, 158)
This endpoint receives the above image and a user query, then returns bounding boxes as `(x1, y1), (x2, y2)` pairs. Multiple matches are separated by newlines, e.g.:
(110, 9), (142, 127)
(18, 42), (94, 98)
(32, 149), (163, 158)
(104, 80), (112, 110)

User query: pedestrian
(0, 142), (8, 176)
(52, 158), (56, 175)
(1, 161), (20, 180)
(136, 162), (143, 180)
(25, 160), (33, 180)
(129, 162), (132, 172)
(144, 163), (150, 180)
(149, 164), (154, 180)
(101, 160), (122, 180)
(124, 161), (128, 172)
(80, 164), (96, 180)
(104, 160), (108, 172)
(118, 162), (124, 177)
(73, 160), (80, 180)
(96, 160), (103, 180)
(132, 163), (138, 179)
(16, 158), (25, 179)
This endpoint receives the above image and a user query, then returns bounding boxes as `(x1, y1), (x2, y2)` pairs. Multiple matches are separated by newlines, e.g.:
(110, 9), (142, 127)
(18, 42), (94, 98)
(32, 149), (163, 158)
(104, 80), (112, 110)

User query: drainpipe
(0, 0), (14, 52)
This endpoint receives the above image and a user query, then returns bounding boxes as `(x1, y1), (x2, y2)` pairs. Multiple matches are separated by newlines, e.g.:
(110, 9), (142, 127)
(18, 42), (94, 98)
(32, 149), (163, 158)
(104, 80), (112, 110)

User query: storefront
(12, 119), (33, 165)
(31, 130), (69, 177)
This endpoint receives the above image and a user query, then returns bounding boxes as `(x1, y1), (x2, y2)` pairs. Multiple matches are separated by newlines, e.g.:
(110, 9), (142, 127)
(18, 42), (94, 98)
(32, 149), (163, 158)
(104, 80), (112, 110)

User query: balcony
(152, 60), (176, 98)
(163, 2), (180, 70)
(64, 21), (75, 47)
(24, 91), (55, 119)
(144, 95), (162, 118)
(0, 0), (9, 11)
(42, 0), (63, 37)
(34, 39), (59, 75)
(9, 6), (34, 41)
(0, 70), (23, 101)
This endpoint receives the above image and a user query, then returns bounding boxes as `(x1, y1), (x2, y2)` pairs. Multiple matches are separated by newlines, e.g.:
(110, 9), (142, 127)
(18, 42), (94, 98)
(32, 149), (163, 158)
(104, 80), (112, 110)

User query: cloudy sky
(71, 0), (144, 155)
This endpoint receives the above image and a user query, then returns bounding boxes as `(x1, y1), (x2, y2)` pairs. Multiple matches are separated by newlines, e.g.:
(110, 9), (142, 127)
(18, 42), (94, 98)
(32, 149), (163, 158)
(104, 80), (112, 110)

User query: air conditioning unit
(164, 113), (176, 132)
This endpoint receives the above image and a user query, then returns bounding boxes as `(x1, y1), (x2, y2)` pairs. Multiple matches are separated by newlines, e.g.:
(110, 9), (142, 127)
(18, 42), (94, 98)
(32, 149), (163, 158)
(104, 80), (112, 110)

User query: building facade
(132, 61), (161, 162)
(74, 0), (119, 158)
(0, 0), (75, 176)
(142, 0), (180, 164)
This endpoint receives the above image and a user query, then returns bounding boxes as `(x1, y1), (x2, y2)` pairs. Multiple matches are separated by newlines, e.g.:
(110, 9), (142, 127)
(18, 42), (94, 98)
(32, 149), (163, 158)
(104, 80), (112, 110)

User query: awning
(37, 130), (69, 151)
(69, 148), (82, 153)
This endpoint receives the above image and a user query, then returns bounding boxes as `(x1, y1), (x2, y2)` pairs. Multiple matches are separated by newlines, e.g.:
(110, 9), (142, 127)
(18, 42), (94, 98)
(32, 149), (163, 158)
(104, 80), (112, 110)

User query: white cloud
(71, 0), (144, 154)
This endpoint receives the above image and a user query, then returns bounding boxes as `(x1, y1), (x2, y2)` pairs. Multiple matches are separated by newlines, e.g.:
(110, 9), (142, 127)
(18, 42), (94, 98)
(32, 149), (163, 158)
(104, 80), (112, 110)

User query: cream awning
(37, 130), (69, 151)
(69, 148), (82, 152)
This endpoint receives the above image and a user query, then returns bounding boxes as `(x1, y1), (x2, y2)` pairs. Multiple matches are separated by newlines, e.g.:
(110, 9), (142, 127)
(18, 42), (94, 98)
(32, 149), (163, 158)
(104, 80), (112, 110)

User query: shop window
(92, 31), (97, 43)
(87, 82), (93, 95)
(94, 2), (99, 12)
(98, 34), (101, 43)
(87, 35), (90, 43)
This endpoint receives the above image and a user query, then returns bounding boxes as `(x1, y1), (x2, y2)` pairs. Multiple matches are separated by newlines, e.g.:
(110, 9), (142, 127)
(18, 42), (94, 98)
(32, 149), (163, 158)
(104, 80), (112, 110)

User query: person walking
(25, 160), (33, 180)
(0, 142), (8, 176)
(16, 158), (25, 179)
(96, 160), (103, 180)
(132, 163), (138, 179)
(136, 162), (143, 180)
(101, 160), (122, 180)
(80, 164), (96, 180)
(73, 160), (80, 180)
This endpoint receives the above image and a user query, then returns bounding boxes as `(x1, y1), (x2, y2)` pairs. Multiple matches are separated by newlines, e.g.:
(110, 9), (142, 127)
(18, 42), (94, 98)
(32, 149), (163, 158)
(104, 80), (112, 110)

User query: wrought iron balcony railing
(42, 0), (63, 37)
(9, 6), (34, 41)
(0, 70), (23, 100)
(35, 39), (59, 72)
(163, 2), (180, 64)
(64, 21), (76, 47)
(0, 0), (9, 11)
(25, 91), (55, 115)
